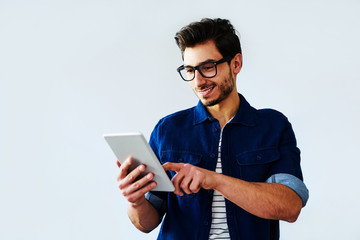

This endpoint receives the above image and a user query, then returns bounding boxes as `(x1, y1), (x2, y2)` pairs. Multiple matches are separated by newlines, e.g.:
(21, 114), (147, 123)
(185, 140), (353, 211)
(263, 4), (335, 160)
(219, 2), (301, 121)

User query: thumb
(116, 160), (121, 168)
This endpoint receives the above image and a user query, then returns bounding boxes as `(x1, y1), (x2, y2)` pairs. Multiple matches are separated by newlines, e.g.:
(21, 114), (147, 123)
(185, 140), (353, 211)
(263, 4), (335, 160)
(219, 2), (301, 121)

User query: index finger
(119, 157), (133, 179)
(163, 162), (184, 172)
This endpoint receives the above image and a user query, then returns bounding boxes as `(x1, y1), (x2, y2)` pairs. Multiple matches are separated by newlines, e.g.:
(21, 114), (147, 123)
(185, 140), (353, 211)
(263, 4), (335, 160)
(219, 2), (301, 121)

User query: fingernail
(175, 191), (183, 196)
(147, 173), (153, 180)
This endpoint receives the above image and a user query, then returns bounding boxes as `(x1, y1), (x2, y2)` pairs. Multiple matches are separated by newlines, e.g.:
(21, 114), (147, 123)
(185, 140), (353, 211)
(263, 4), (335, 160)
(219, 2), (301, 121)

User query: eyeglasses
(177, 56), (232, 81)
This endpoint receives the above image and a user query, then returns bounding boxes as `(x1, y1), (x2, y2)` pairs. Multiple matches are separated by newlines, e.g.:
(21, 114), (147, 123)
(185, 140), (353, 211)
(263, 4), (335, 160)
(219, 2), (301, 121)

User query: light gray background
(1, 0), (359, 239)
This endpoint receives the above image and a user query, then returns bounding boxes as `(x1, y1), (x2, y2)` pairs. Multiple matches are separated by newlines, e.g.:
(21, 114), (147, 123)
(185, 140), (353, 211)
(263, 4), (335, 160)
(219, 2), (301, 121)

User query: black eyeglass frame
(176, 56), (232, 81)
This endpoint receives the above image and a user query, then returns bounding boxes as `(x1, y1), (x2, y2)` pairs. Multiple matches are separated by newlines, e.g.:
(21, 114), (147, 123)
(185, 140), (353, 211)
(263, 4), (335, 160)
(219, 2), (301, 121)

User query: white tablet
(104, 132), (174, 192)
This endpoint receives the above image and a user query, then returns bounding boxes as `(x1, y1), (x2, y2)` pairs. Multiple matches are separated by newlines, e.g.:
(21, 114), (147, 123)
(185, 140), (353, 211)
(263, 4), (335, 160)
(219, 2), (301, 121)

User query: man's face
(183, 40), (236, 107)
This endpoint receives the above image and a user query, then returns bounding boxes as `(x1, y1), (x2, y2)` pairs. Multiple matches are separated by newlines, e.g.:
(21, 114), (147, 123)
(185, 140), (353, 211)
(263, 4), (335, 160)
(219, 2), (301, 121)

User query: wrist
(211, 172), (230, 192)
(129, 196), (147, 208)
(204, 170), (221, 190)
(212, 171), (222, 190)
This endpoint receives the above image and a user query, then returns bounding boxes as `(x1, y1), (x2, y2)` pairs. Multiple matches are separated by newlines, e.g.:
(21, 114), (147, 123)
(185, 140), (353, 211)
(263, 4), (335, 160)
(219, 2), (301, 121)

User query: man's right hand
(116, 157), (157, 205)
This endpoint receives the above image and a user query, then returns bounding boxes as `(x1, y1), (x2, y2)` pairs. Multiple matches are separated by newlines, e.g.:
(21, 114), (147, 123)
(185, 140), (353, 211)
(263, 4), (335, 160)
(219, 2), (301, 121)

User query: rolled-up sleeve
(145, 192), (167, 216)
(266, 173), (309, 207)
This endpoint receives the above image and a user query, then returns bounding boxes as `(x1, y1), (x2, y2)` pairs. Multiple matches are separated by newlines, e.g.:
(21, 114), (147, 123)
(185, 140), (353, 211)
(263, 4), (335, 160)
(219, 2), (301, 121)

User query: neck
(206, 91), (240, 129)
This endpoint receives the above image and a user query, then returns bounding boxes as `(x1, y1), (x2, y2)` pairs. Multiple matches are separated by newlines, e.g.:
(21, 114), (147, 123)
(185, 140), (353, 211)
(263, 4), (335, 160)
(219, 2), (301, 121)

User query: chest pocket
(160, 151), (202, 165)
(236, 148), (280, 182)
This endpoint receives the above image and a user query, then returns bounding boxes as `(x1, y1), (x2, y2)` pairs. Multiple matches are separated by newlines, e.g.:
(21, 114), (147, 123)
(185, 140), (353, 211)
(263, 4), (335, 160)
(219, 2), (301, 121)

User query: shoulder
(256, 108), (288, 120)
(149, 106), (196, 153)
(254, 108), (292, 130)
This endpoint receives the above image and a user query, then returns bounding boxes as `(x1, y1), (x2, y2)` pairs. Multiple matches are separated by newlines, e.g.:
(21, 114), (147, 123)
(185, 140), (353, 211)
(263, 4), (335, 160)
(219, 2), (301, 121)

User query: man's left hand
(162, 162), (217, 196)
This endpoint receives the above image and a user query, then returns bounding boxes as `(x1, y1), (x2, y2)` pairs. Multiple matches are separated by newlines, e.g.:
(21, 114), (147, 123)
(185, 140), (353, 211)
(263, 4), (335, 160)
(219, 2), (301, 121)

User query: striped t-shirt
(209, 128), (230, 239)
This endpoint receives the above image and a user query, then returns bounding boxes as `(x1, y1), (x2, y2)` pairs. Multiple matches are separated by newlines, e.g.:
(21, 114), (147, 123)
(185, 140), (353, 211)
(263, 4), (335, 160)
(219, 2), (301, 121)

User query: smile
(197, 85), (215, 97)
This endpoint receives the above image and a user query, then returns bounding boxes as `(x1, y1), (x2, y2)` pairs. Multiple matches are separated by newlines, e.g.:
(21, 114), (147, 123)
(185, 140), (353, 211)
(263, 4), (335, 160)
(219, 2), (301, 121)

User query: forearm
(214, 173), (302, 222)
(163, 162), (303, 222)
(127, 196), (162, 233)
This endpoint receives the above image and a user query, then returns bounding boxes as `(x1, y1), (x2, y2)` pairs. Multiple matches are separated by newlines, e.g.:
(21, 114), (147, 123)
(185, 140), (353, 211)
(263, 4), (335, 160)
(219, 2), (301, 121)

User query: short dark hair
(175, 18), (242, 60)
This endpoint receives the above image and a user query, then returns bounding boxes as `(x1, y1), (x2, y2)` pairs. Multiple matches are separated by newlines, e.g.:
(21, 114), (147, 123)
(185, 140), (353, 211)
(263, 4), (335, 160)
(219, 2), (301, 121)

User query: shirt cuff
(145, 192), (167, 216)
(266, 173), (309, 207)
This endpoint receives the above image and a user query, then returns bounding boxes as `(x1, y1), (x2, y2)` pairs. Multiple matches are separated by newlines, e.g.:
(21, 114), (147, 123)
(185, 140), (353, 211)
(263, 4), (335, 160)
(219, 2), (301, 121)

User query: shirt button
(210, 153), (216, 158)
(204, 221), (209, 226)
(257, 155), (262, 160)
(213, 128), (218, 132)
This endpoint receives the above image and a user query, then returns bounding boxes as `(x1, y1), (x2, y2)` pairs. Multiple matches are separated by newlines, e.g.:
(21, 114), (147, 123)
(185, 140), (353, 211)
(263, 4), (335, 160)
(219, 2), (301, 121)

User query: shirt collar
(193, 93), (256, 127)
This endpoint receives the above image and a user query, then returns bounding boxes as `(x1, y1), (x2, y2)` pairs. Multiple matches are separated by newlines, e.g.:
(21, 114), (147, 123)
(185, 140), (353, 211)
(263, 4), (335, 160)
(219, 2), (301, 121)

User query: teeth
(200, 86), (214, 93)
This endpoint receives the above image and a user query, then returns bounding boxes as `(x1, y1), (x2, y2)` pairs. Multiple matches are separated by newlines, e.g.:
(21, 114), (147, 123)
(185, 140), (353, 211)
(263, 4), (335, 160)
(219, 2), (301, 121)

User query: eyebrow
(184, 58), (217, 68)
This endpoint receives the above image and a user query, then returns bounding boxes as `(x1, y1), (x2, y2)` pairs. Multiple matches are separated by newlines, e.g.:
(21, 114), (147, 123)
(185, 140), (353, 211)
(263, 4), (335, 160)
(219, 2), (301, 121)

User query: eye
(200, 63), (215, 72)
(185, 67), (194, 74)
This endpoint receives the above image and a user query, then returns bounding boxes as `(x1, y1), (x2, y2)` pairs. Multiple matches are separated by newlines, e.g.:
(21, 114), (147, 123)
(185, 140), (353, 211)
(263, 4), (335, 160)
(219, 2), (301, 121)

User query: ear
(231, 53), (242, 75)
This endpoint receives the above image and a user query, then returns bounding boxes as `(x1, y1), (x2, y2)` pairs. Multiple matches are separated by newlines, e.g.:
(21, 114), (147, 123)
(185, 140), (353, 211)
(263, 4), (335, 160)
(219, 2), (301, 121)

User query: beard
(198, 71), (235, 107)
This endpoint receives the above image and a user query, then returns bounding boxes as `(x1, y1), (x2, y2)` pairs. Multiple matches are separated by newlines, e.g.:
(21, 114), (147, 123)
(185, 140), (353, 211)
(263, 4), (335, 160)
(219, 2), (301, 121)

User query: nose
(193, 69), (206, 87)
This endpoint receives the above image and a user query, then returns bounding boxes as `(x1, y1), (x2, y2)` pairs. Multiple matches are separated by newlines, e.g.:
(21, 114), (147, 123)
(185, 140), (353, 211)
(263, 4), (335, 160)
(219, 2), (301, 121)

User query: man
(117, 18), (309, 240)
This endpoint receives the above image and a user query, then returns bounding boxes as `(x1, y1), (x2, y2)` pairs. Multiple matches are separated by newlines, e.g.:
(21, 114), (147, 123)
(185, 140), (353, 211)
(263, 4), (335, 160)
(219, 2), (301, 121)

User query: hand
(163, 162), (217, 196)
(116, 157), (157, 204)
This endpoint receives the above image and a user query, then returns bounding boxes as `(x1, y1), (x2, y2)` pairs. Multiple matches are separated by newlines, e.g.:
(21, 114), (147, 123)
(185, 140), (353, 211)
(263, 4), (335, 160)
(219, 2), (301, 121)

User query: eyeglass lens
(180, 62), (217, 81)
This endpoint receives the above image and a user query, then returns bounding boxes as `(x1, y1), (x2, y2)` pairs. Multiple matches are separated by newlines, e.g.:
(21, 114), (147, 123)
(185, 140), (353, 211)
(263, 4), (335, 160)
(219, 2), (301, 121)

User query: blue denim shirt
(147, 94), (308, 240)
